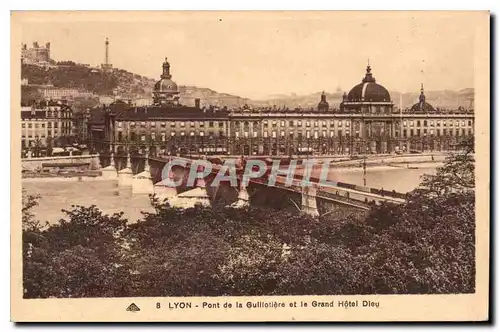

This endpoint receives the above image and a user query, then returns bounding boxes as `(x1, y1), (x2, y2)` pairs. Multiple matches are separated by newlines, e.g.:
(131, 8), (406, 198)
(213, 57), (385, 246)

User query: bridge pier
(301, 186), (319, 217)
(231, 180), (249, 208)
(153, 169), (178, 201)
(101, 152), (118, 180)
(169, 167), (210, 209)
(118, 153), (133, 187)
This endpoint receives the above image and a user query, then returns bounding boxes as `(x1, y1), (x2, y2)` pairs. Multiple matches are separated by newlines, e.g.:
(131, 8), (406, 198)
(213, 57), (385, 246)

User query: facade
(21, 101), (74, 150)
(39, 87), (96, 101)
(21, 42), (51, 65)
(88, 60), (475, 156)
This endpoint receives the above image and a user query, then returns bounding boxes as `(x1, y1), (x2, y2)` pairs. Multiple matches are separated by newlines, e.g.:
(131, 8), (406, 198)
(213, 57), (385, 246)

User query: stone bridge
(97, 152), (406, 216)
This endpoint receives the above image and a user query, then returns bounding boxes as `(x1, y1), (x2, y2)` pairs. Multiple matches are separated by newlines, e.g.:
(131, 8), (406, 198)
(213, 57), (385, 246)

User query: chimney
(195, 98), (200, 109)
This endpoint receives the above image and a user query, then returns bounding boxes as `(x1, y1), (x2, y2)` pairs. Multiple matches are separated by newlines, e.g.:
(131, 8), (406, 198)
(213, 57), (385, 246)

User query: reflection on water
(22, 166), (437, 224)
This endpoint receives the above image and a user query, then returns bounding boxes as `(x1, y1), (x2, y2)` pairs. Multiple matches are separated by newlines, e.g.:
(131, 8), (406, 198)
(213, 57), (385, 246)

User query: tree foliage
(22, 64), (118, 95)
(23, 138), (475, 297)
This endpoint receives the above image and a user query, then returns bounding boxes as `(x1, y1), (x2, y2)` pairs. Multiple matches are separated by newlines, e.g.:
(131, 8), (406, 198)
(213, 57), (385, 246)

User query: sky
(16, 11), (477, 99)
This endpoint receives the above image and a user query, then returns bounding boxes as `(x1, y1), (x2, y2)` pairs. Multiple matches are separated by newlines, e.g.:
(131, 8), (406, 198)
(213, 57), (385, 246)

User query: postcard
(11, 10), (490, 322)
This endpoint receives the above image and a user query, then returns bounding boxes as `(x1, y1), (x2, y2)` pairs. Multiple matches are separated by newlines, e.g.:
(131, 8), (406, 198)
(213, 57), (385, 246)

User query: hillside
(21, 63), (249, 108)
(179, 86), (250, 108)
(21, 63), (153, 96)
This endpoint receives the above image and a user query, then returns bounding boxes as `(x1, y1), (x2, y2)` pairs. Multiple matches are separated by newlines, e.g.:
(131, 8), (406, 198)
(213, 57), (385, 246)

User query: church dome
(153, 57), (180, 105)
(154, 78), (178, 93)
(153, 57), (179, 93)
(410, 84), (435, 113)
(346, 65), (391, 102)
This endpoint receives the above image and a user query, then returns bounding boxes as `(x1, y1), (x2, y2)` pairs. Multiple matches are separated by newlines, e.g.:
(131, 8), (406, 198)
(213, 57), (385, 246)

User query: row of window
(109, 119), (475, 135)
(235, 130), (356, 139)
(403, 120), (473, 127)
(46, 111), (71, 118)
(116, 121), (226, 128)
(22, 122), (72, 129)
(23, 111), (71, 119)
(21, 128), (71, 138)
(117, 131), (226, 142)
(234, 120), (356, 129)
(117, 131), (355, 141)
(402, 128), (473, 137)
(115, 127), (474, 141)
(112, 127), (475, 143)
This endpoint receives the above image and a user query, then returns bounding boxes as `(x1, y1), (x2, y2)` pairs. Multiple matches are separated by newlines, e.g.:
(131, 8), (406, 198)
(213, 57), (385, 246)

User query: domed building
(409, 84), (435, 113)
(338, 63), (397, 154)
(153, 57), (180, 105)
(88, 58), (474, 160)
(340, 64), (394, 114)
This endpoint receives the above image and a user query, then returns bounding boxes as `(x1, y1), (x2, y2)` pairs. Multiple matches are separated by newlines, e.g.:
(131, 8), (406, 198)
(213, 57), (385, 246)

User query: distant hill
(250, 89), (474, 109)
(21, 63), (250, 108)
(250, 92), (344, 109)
(22, 63), (120, 96)
(390, 89), (474, 109)
(21, 62), (473, 110)
(179, 86), (250, 108)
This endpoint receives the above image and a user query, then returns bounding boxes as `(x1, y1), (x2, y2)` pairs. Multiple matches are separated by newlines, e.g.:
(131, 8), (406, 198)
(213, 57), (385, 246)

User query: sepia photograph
(10, 10), (490, 322)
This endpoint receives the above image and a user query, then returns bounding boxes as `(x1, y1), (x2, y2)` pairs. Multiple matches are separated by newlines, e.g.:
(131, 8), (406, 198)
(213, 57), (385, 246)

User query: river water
(22, 165), (437, 224)
(22, 180), (155, 225)
(322, 165), (436, 192)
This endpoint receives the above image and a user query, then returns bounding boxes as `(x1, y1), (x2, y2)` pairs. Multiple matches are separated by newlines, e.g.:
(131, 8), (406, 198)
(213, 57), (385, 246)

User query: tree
(23, 204), (130, 298)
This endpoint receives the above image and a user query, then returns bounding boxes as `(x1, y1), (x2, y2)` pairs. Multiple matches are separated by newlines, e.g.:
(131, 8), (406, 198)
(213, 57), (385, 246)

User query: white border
(2, 1), (498, 331)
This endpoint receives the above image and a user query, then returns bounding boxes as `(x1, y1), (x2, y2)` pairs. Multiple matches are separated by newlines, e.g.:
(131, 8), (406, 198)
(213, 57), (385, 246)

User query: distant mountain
(21, 62), (473, 110)
(249, 89), (474, 110)
(249, 92), (344, 109)
(390, 89), (474, 109)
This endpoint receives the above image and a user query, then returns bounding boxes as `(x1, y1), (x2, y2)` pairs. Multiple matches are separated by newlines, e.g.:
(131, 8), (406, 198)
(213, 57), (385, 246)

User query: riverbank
(22, 175), (108, 183)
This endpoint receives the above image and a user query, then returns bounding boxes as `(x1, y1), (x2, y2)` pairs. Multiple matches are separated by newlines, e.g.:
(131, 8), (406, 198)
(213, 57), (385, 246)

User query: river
(22, 165), (437, 224)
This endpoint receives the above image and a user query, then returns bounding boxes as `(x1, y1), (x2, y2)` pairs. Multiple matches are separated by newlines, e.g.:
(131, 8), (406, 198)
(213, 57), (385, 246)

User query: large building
(39, 87), (96, 101)
(87, 59), (475, 156)
(21, 101), (74, 152)
(21, 42), (51, 65)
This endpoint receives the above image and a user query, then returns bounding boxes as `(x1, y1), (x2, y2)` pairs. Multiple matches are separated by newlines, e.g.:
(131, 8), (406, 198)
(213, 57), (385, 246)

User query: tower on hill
(101, 38), (113, 71)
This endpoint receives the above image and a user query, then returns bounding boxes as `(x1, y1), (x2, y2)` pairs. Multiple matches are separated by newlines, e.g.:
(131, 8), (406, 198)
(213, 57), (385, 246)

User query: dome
(152, 57), (180, 105)
(346, 65), (391, 102)
(154, 78), (178, 93)
(153, 57), (179, 93)
(410, 101), (435, 113)
(410, 84), (435, 113)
